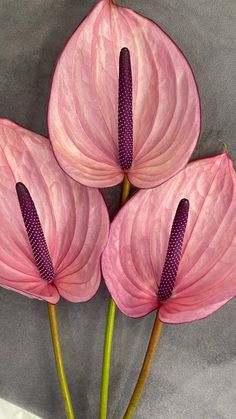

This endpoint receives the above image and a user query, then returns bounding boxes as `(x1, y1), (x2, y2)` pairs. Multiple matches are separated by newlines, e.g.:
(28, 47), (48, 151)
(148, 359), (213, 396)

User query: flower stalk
(100, 175), (131, 419)
(124, 313), (163, 419)
(48, 304), (75, 419)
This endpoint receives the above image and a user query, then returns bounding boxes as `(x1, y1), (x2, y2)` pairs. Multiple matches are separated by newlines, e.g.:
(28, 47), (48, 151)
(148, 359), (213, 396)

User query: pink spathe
(0, 119), (109, 304)
(48, 0), (200, 188)
(102, 153), (236, 323)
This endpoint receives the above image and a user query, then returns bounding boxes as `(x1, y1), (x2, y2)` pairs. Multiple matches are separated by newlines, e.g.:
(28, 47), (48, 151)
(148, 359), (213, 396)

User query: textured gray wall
(0, 1), (236, 418)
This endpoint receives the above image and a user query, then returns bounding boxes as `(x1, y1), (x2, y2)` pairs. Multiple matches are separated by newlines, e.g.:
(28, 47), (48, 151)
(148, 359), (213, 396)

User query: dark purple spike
(16, 182), (55, 282)
(118, 47), (133, 171)
(158, 199), (189, 301)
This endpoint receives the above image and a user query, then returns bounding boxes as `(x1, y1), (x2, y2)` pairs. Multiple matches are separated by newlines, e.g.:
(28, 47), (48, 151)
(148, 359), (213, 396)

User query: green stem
(99, 175), (131, 419)
(123, 313), (163, 419)
(99, 298), (116, 419)
(48, 303), (75, 419)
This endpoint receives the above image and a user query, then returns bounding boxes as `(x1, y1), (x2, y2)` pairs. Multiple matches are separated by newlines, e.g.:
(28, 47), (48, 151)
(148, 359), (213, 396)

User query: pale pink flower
(0, 119), (109, 303)
(102, 153), (236, 323)
(48, 0), (200, 188)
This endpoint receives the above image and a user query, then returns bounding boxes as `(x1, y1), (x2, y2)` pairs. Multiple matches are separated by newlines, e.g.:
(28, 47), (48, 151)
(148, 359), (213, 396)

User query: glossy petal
(0, 119), (109, 303)
(102, 153), (236, 322)
(48, 0), (200, 188)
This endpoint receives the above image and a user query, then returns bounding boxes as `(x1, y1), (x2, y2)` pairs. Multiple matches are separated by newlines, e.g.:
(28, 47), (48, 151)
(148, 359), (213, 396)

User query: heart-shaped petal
(48, 0), (200, 188)
(102, 153), (236, 322)
(0, 119), (109, 303)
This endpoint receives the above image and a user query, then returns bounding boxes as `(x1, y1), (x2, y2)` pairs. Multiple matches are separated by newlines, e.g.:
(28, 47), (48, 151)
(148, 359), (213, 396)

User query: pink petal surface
(0, 119), (109, 303)
(102, 153), (236, 323)
(48, 0), (200, 188)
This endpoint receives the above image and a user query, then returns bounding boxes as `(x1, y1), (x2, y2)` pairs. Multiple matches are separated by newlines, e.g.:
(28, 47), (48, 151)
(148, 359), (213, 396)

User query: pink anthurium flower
(48, 0), (200, 188)
(0, 119), (109, 304)
(102, 152), (236, 323)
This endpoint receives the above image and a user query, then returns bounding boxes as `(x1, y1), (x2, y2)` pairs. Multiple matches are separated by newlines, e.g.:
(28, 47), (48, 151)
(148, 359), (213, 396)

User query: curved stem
(123, 313), (163, 419)
(48, 304), (75, 419)
(100, 175), (131, 419)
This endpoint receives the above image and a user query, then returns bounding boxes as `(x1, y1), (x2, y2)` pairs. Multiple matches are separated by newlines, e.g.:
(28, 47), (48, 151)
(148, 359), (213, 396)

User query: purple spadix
(118, 47), (133, 171)
(158, 199), (189, 301)
(16, 182), (55, 282)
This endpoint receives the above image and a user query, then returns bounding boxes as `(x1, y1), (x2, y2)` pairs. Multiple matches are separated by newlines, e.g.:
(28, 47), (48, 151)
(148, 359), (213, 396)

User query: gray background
(0, 1), (235, 418)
